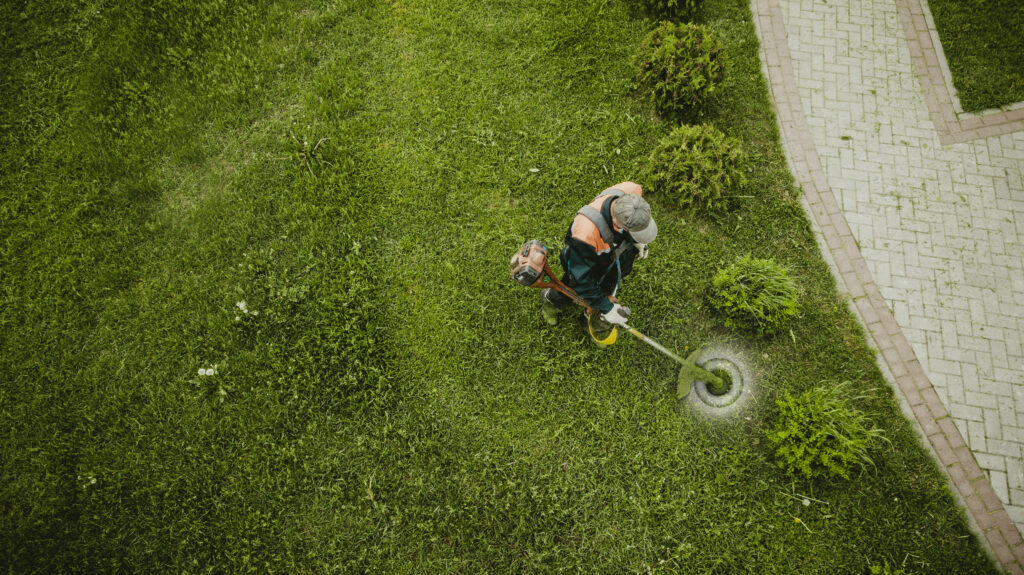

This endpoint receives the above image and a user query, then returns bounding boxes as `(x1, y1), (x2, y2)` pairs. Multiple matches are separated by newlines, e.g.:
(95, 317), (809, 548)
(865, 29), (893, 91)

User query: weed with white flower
(234, 300), (259, 321)
(78, 473), (98, 489)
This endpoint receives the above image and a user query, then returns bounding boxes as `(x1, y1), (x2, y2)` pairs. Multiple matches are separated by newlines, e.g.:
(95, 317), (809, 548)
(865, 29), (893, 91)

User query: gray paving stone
(1009, 458), (1024, 490)
(986, 408), (1004, 440)
(1002, 403), (1020, 431)
(992, 470), (1011, 503)
(951, 402), (984, 422)
(978, 452), (1008, 472)
(1011, 489), (1024, 507)
(967, 390), (1000, 410)
(971, 419), (990, 451)
(1004, 426), (1024, 444)
(990, 379), (1014, 398)
(1007, 505), (1024, 526)
(988, 439), (1022, 459)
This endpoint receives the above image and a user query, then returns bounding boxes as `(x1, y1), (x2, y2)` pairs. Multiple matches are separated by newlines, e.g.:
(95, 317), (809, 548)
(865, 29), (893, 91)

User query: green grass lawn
(928, 0), (1024, 112)
(1, 0), (998, 572)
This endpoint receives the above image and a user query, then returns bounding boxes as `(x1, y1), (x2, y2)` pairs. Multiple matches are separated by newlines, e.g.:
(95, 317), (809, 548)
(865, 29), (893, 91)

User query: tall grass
(768, 382), (890, 479)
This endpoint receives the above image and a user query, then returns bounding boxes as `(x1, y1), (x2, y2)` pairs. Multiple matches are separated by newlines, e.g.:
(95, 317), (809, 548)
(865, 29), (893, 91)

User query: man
(541, 181), (657, 346)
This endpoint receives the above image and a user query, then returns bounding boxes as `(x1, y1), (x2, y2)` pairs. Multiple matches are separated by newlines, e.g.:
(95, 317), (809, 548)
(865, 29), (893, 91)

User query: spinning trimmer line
(510, 240), (726, 397)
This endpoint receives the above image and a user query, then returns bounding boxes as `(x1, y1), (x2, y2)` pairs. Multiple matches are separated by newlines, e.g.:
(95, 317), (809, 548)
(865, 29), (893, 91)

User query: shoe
(577, 313), (611, 349)
(540, 290), (559, 326)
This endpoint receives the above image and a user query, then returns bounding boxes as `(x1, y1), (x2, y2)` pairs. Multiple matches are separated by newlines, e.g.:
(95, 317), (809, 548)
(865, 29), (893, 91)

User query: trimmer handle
(545, 269), (596, 315)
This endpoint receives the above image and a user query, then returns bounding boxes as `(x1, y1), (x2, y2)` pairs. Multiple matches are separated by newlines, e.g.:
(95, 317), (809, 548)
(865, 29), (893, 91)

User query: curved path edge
(750, 0), (1024, 571)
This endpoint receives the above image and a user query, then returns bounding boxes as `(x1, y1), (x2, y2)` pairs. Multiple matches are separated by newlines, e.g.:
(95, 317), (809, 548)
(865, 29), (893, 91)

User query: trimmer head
(691, 357), (743, 408)
(677, 353), (745, 409)
(677, 349), (717, 400)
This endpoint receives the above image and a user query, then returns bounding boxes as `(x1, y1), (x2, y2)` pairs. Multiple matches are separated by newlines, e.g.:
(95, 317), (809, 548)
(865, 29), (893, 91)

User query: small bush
(637, 0), (702, 20)
(645, 123), (746, 214)
(708, 254), (798, 335)
(635, 21), (727, 117)
(767, 382), (887, 480)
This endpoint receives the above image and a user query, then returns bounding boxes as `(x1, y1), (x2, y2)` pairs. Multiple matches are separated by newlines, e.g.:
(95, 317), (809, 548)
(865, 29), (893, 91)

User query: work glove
(636, 243), (649, 259)
(602, 303), (631, 326)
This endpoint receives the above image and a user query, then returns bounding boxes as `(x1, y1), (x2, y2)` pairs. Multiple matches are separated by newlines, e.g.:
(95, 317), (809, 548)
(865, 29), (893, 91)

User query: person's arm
(564, 238), (614, 313)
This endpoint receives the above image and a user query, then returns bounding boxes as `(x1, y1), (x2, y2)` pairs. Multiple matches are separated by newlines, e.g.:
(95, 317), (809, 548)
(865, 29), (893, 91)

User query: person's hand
(602, 303), (631, 326)
(636, 243), (649, 259)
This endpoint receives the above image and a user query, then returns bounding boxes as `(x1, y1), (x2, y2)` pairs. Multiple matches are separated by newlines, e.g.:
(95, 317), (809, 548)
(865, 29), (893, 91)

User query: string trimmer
(510, 240), (726, 395)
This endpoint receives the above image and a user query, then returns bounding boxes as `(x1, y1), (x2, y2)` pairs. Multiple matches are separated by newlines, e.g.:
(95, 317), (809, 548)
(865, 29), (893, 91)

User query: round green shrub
(708, 254), (798, 336)
(635, 21), (727, 117)
(638, 0), (702, 20)
(645, 123), (746, 214)
(766, 382), (887, 480)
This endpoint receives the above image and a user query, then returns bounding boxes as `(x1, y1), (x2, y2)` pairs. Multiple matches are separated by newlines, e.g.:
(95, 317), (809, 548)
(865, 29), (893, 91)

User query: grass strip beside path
(928, 0), (1024, 112)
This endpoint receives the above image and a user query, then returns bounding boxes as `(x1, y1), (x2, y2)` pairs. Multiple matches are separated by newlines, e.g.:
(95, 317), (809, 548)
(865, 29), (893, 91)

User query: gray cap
(611, 194), (658, 244)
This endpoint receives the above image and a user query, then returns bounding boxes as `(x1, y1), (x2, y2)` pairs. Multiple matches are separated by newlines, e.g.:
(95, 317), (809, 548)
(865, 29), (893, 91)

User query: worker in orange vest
(541, 182), (657, 347)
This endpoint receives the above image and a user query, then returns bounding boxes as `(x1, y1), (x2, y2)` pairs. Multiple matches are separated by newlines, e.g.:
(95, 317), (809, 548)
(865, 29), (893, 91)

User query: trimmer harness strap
(576, 189), (624, 245)
(577, 188), (634, 263)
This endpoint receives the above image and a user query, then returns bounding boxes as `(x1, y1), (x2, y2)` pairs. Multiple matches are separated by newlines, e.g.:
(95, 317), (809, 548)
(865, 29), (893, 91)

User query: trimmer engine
(509, 240), (549, 287)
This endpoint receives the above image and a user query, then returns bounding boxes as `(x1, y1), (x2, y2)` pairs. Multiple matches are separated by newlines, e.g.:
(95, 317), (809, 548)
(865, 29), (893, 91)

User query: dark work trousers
(546, 246), (635, 311)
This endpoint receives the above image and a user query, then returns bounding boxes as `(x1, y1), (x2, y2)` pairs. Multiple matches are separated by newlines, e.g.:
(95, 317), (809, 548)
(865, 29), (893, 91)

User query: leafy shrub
(766, 383), (887, 480)
(708, 254), (798, 335)
(635, 21), (727, 117)
(637, 0), (703, 20)
(645, 123), (746, 214)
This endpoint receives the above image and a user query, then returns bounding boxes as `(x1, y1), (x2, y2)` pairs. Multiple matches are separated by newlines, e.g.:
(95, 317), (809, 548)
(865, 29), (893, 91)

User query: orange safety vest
(569, 182), (643, 255)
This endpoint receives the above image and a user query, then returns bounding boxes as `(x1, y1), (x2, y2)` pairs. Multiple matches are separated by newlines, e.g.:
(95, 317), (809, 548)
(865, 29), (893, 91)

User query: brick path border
(899, 0), (1024, 145)
(750, 0), (1024, 571)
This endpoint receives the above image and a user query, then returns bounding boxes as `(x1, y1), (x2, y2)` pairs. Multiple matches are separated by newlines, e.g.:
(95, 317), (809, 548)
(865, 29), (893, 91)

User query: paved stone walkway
(750, 0), (1024, 570)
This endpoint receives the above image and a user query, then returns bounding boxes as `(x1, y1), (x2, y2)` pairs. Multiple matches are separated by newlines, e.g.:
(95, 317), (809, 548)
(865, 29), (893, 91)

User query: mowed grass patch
(1, 0), (998, 573)
(928, 0), (1024, 111)
(2, 1), (398, 571)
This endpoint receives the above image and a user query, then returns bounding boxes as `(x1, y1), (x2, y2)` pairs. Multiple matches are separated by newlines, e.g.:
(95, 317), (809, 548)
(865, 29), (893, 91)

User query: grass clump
(637, 0), (703, 21)
(645, 123), (746, 214)
(927, 0), (1024, 112)
(635, 21), (726, 118)
(767, 382), (887, 480)
(708, 254), (798, 336)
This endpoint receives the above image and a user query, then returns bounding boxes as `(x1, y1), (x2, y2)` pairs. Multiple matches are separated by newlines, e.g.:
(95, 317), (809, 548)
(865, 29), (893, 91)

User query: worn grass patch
(0, 0), (998, 572)
(928, 0), (1024, 112)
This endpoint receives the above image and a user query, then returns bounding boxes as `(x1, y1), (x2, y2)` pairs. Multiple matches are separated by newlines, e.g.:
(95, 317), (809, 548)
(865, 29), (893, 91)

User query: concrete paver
(751, 0), (1024, 569)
